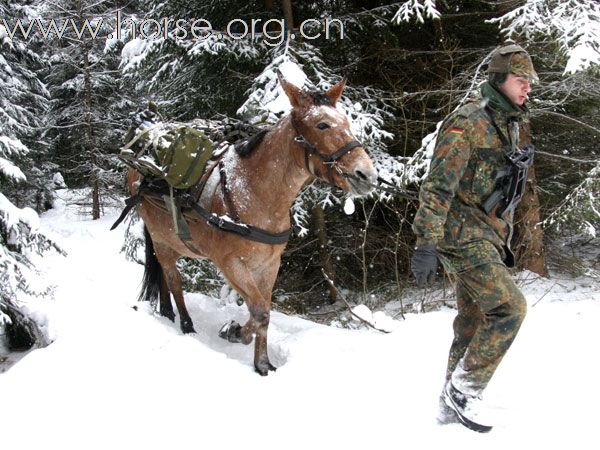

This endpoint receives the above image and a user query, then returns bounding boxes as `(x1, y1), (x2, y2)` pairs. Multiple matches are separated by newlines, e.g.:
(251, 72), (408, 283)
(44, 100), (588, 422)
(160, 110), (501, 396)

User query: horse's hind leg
(159, 272), (175, 322)
(153, 243), (196, 334)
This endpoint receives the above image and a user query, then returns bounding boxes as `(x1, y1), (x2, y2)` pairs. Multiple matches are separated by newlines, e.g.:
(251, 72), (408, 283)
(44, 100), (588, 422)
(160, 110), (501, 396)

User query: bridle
(291, 118), (363, 189)
(291, 117), (419, 201)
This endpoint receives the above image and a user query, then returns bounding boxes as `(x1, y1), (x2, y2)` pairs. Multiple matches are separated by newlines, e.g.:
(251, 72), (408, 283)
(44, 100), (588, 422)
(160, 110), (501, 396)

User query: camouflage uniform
(412, 51), (537, 396)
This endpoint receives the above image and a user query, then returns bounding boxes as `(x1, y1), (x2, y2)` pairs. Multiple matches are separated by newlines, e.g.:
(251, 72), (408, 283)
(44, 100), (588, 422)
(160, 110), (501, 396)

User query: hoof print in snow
(219, 320), (242, 343)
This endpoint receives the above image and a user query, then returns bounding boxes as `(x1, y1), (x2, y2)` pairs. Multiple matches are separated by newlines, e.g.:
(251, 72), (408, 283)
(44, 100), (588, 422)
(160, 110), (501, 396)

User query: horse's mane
(306, 89), (333, 107)
(233, 88), (330, 158)
(234, 128), (270, 157)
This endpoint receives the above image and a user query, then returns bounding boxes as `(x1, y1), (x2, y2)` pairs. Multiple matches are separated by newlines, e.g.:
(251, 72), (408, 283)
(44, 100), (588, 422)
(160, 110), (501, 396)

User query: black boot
(442, 381), (493, 433)
(437, 391), (460, 425)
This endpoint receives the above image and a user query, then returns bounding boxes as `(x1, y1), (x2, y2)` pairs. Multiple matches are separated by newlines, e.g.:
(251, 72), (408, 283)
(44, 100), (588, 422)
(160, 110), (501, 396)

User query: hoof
(255, 361), (277, 376)
(180, 318), (196, 334)
(218, 320), (242, 343)
(161, 309), (176, 323)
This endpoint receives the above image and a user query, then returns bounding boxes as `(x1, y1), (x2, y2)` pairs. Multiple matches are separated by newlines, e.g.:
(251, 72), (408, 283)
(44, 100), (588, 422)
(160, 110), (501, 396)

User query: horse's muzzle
(345, 165), (377, 196)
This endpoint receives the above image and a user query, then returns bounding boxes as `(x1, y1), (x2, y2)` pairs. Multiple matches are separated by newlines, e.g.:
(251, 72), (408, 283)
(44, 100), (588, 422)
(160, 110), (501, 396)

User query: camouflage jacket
(412, 82), (532, 272)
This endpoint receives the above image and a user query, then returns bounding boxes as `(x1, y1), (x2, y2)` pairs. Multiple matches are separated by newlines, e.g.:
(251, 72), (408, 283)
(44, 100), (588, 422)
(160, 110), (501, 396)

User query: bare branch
(321, 269), (391, 334)
(536, 110), (600, 135)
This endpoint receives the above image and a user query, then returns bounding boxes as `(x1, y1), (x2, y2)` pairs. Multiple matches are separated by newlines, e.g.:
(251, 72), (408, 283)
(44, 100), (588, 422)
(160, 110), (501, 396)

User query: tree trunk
(514, 122), (548, 276)
(282, 0), (294, 30)
(92, 177), (101, 219)
(264, 0), (275, 12)
(81, 35), (100, 220)
(313, 206), (337, 303)
(513, 165), (548, 276)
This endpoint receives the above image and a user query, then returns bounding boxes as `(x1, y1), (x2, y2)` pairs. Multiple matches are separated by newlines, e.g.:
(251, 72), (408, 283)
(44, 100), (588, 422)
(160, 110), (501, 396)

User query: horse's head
(279, 74), (377, 196)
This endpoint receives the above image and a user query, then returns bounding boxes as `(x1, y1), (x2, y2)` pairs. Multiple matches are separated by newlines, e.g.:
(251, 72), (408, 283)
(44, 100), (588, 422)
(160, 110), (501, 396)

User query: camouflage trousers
(444, 262), (527, 396)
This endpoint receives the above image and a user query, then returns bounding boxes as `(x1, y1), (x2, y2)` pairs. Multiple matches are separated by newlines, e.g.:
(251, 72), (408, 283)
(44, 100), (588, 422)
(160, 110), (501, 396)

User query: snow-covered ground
(1, 191), (599, 450)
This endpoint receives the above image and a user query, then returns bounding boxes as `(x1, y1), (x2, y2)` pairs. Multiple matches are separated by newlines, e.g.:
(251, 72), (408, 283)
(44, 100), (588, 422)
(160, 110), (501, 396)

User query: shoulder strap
(484, 106), (511, 148)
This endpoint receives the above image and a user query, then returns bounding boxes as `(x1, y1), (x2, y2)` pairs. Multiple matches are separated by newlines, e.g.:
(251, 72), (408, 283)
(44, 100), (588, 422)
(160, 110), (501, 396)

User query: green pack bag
(121, 122), (213, 190)
(152, 126), (213, 189)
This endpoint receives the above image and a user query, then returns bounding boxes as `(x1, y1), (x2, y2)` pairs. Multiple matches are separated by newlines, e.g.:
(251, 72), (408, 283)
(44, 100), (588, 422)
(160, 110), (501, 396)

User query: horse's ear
(326, 78), (346, 106)
(278, 71), (310, 108)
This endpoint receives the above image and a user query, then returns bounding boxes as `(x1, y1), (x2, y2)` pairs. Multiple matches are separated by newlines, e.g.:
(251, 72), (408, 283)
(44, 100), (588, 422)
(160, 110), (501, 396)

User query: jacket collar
(480, 81), (529, 120)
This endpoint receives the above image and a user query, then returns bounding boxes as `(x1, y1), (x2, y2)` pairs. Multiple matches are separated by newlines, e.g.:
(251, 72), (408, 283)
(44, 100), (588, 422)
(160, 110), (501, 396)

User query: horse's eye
(316, 122), (330, 130)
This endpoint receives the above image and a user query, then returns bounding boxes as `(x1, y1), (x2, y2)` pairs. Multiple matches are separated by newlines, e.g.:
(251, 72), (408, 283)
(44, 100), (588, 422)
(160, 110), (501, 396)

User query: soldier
(411, 44), (538, 433)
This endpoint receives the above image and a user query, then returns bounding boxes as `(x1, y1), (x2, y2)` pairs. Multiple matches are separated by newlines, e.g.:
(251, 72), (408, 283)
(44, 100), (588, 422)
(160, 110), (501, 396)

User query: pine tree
(43, 0), (134, 219)
(0, 0), (62, 350)
(120, 0), (268, 120)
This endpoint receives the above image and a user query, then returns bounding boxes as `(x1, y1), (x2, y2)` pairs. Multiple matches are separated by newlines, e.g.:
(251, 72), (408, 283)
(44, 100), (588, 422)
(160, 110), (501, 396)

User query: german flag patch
(450, 127), (464, 135)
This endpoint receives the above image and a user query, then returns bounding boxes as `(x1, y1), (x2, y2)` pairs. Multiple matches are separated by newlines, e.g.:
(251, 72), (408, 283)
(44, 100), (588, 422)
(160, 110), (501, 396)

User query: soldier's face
(500, 74), (532, 106)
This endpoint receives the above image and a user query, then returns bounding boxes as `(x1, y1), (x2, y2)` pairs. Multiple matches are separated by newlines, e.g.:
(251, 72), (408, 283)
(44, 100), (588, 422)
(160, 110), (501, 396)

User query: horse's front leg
(219, 303), (275, 375)
(251, 307), (276, 375)
(218, 260), (277, 375)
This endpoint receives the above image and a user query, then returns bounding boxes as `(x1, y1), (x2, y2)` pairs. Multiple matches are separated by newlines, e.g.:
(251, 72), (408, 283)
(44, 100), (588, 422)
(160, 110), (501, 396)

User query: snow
(1, 192), (599, 449)
(490, 0), (600, 75)
(120, 38), (158, 72)
(564, 41), (600, 74)
(0, 155), (26, 181)
(0, 135), (29, 156)
(343, 197), (355, 215)
(393, 0), (441, 23)
(279, 59), (308, 91)
(0, 192), (39, 231)
(237, 56), (307, 121)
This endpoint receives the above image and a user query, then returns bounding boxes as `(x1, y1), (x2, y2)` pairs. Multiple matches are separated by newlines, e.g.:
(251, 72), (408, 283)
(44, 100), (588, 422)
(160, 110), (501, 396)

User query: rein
(343, 172), (419, 201)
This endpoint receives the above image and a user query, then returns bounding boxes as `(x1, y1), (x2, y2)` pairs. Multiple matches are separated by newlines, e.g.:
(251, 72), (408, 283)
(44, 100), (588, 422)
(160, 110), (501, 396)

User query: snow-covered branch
(393, 0), (441, 24)
(489, 0), (600, 74)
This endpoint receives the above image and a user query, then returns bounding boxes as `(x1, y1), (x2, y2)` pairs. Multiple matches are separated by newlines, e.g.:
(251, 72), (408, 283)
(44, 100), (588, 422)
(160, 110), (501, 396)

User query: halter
(291, 118), (364, 188)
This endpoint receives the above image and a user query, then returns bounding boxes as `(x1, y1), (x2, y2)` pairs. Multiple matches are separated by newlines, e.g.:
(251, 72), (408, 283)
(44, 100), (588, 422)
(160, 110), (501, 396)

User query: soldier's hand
(411, 243), (439, 289)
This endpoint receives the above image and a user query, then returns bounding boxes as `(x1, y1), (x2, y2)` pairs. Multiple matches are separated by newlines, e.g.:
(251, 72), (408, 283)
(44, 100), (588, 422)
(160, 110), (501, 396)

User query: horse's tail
(138, 226), (162, 304)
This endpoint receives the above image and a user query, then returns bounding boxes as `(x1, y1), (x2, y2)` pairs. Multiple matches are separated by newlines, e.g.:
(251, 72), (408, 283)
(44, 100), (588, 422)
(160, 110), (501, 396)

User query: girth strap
(111, 186), (291, 245)
(186, 199), (291, 245)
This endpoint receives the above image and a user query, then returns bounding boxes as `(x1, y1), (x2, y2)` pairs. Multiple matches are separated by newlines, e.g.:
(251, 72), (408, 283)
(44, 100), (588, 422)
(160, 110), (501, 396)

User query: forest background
(1, 0), (599, 347)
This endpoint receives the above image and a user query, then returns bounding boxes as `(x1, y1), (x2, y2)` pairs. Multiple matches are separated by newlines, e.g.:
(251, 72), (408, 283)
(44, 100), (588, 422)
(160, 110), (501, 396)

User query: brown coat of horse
(128, 76), (377, 375)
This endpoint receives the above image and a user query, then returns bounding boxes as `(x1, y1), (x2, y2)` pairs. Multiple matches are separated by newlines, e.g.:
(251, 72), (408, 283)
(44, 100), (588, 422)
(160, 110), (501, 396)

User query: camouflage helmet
(488, 44), (539, 83)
